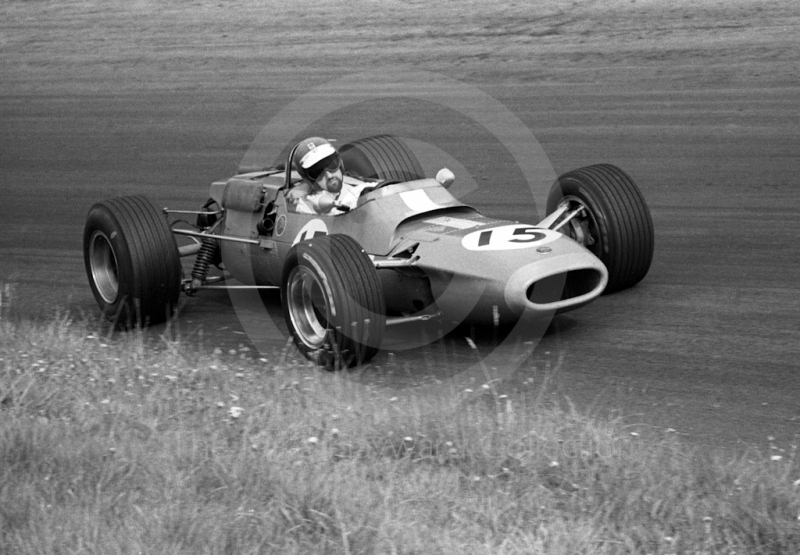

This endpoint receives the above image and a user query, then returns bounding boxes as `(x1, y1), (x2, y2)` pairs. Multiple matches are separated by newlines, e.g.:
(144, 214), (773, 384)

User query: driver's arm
(309, 192), (350, 214)
(286, 183), (318, 214)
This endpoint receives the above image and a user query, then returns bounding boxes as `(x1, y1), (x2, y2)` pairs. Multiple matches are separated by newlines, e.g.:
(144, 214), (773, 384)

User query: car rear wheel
(546, 164), (654, 293)
(83, 195), (181, 327)
(281, 234), (386, 369)
(339, 135), (425, 182)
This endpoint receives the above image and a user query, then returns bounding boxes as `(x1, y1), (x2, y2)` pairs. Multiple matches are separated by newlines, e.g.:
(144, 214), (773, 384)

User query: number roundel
(293, 219), (329, 245)
(461, 225), (559, 251)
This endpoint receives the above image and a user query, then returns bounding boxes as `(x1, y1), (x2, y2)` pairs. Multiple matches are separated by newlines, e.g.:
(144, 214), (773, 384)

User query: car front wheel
(281, 234), (386, 369)
(546, 164), (654, 293)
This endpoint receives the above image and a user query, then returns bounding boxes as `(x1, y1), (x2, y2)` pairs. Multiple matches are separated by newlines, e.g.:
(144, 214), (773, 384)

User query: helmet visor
(305, 152), (342, 181)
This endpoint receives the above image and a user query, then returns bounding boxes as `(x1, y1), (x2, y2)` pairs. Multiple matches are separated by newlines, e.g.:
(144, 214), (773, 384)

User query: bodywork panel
(209, 170), (608, 322)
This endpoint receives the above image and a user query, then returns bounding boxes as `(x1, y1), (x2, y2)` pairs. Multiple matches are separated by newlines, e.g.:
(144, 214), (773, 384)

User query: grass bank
(1, 316), (798, 554)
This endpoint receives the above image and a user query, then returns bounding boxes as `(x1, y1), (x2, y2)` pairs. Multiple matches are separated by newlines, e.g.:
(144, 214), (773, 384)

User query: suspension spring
(191, 238), (219, 283)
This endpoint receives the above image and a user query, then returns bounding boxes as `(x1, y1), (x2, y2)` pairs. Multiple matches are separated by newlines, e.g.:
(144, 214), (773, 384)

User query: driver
(287, 137), (364, 215)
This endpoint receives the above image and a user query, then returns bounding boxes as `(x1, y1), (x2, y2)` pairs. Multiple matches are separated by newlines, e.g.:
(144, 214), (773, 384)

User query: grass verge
(1, 315), (798, 554)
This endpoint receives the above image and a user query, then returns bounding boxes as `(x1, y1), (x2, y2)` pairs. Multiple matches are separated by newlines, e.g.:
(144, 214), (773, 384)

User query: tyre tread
(547, 164), (654, 293)
(84, 195), (181, 326)
(340, 135), (424, 182)
(282, 234), (385, 369)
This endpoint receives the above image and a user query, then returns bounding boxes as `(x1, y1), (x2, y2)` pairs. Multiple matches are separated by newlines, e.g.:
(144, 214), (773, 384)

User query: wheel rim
(88, 230), (120, 304)
(560, 195), (601, 255)
(286, 266), (330, 349)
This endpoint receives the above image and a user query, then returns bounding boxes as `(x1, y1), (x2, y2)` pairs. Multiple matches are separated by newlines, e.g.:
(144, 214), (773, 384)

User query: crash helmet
(293, 137), (342, 183)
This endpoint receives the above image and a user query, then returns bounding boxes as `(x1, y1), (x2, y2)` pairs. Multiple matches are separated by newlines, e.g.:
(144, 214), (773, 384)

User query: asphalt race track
(2, 0), (799, 454)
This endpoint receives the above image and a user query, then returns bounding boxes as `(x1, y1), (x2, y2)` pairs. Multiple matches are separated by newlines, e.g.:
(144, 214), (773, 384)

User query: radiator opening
(527, 269), (603, 305)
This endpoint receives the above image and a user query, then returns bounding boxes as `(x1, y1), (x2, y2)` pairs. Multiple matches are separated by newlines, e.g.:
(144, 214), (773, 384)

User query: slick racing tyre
(281, 234), (386, 370)
(339, 135), (425, 182)
(84, 195), (182, 328)
(546, 164), (654, 293)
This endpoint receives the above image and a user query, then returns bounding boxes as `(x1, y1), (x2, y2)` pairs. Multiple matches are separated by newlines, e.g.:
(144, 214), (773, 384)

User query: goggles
(305, 152), (342, 181)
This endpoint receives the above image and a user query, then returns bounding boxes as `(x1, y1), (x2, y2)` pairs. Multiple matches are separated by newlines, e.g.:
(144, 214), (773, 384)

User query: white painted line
(400, 190), (441, 212)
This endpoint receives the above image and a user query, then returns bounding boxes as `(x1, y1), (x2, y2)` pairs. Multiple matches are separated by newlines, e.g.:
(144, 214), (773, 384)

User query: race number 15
(461, 225), (558, 251)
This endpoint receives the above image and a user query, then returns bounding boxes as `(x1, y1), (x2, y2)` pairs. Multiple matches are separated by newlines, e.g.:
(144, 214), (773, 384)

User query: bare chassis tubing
(166, 207), (432, 327)
(166, 215), (433, 328)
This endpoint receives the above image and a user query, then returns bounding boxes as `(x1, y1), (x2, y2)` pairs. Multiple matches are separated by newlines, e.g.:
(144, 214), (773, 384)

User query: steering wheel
(356, 179), (405, 207)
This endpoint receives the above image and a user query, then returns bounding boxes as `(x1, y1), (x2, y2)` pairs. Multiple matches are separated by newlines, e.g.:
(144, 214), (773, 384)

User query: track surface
(2, 0), (799, 454)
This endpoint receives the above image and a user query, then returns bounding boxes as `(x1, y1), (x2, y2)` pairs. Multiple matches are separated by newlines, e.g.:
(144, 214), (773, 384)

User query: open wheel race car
(84, 135), (654, 369)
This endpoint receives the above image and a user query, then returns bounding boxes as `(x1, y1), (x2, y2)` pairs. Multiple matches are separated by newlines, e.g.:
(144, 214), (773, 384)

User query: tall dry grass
(1, 315), (798, 554)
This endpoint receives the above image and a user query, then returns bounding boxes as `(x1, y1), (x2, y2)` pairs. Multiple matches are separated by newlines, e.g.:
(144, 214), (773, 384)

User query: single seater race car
(84, 135), (654, 368)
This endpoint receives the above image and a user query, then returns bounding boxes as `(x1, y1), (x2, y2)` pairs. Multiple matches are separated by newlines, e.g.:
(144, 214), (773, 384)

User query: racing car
(83, 135), (654, 368)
